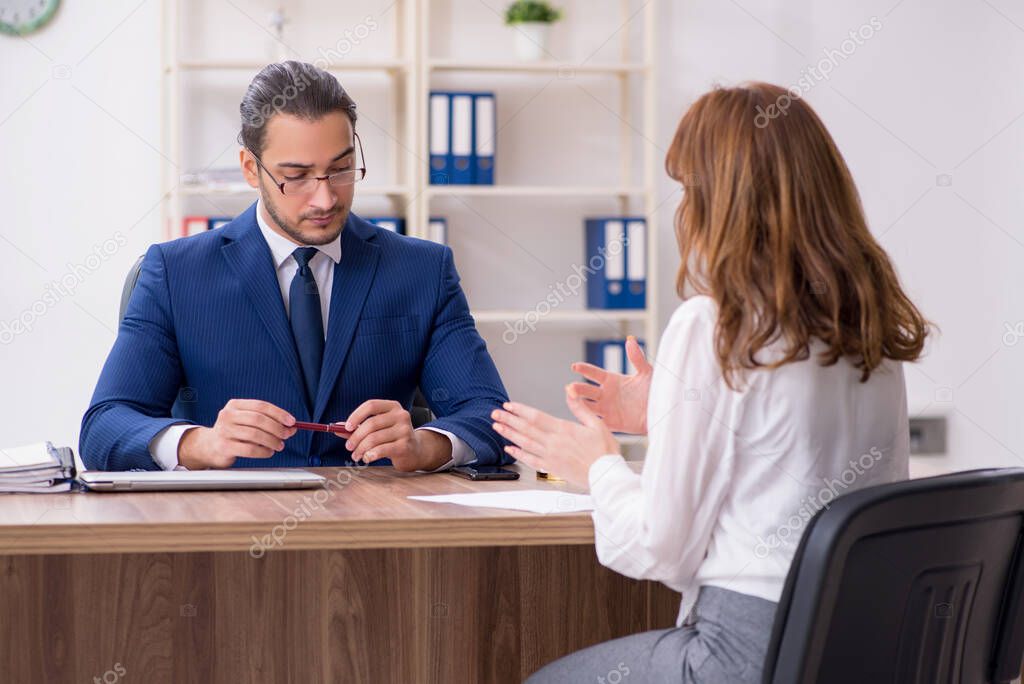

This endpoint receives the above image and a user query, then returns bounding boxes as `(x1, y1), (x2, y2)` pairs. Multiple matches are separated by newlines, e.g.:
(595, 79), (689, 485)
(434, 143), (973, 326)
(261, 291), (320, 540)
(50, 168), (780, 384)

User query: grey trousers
(525, 586), (777, 684)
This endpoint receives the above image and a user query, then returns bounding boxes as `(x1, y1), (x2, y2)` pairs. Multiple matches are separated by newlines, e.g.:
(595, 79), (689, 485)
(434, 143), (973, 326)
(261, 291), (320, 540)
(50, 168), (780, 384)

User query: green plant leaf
(504, 0), (563, 24)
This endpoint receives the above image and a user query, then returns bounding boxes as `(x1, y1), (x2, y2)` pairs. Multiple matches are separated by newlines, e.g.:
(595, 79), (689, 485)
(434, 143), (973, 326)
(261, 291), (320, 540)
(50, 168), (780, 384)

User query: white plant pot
(511, 22), (552, 61)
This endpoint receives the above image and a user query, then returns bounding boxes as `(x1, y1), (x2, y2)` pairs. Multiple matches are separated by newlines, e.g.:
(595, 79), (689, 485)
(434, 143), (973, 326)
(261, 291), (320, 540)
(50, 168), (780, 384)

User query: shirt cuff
(148, 423), (198, 470)
(414, 427), (476, 473)
(588, 453), (631, 496)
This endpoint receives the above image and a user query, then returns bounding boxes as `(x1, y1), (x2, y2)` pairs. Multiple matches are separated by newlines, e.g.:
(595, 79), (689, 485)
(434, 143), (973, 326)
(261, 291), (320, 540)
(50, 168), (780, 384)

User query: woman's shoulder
(657, 296), (719, 369)
(666, 295), (718, 335)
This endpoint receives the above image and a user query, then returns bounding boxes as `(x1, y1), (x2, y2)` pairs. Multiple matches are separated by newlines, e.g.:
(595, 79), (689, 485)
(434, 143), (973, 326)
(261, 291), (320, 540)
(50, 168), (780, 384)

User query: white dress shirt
(149, 200), (473, 471)
(587, 295), (910, 624)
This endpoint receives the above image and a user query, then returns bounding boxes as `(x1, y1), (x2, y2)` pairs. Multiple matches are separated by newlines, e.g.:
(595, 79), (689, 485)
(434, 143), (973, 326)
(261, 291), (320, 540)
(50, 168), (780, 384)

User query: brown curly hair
(666, 82), (929, 388)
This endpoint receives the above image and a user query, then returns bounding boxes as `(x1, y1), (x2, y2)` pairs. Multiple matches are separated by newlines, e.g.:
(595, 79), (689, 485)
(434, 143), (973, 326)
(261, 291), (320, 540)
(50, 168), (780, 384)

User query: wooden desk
(0, 464), (679, 683)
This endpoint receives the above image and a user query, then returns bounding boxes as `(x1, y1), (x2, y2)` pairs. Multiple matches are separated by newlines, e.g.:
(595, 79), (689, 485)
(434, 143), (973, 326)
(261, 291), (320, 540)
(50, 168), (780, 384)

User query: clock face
(0, 0), (60, 36)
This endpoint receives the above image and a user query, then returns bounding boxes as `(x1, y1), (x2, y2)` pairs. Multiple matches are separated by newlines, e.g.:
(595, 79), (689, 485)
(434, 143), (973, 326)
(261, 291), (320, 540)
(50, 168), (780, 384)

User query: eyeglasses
(248, 133), (367, 196)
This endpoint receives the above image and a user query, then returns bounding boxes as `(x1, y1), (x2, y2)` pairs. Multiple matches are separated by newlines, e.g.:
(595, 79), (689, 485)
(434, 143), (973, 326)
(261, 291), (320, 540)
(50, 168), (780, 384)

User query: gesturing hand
(568, 335), (652, 435)
(491, 387), (621, 488)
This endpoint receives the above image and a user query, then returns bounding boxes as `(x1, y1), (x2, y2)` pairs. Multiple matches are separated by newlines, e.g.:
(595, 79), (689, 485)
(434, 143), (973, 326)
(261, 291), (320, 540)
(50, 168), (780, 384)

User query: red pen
(292, 420), (352, 437)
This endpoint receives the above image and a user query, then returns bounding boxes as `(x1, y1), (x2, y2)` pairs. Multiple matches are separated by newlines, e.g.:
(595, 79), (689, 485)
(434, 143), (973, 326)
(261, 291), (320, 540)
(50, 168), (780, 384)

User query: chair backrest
(763, 467), (1024, 684)
(118, 255), (434, 426)
(118, 254), (146, 322)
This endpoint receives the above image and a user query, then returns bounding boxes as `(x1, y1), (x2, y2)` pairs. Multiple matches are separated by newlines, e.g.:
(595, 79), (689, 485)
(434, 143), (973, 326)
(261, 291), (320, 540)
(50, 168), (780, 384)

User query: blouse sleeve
(587, 298), (737, 590)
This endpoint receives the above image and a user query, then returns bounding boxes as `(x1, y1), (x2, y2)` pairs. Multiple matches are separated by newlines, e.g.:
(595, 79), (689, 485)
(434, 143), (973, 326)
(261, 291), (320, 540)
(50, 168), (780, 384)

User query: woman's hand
(569, 336), (652, 435)
(491, 387), (621, 488)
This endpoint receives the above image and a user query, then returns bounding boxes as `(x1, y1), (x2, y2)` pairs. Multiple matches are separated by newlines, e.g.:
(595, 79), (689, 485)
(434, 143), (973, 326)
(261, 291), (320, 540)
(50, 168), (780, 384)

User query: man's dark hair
(238, 60), (357, 156)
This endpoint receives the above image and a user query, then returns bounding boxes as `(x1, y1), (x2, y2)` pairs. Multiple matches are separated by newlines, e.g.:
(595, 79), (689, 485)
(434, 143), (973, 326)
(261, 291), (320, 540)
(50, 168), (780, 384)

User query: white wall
(0, 0), (164, 459)
(1, 0), (1021, 472)
(655, 0), (1024, 472)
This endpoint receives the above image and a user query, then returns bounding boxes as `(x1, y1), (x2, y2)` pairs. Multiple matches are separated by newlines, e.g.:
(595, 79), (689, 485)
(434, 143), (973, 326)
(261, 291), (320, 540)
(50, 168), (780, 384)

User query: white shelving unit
(413, 0), (659, 364)
(176, 183), (412, 198)
(159, 1), (420, 237)
(424, 185), (647, 197)
(428, 58), (648, 72)
(471, 309), (648, 324)
(159, 0), (658, 450)
(175, 59), (411, 72)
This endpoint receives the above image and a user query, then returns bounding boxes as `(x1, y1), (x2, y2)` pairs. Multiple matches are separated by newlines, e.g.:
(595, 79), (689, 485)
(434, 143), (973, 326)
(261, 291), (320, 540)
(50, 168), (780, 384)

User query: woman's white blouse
(587, 295), (910, 623)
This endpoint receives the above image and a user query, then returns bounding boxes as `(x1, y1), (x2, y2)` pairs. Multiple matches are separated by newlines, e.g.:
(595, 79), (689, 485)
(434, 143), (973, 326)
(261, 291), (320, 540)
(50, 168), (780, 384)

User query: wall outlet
(909, 416), (946, 455)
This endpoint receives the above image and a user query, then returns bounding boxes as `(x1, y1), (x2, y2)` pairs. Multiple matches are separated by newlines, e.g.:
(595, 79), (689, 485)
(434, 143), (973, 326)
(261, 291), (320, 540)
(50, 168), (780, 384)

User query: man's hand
(179, 399), (297, 470)
(568, 335), (652, 435)
(339, 399), (451, 472)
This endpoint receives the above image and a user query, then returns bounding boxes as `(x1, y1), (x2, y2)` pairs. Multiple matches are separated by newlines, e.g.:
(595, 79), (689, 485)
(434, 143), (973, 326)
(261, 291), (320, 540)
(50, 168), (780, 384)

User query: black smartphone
(451, 465), (520, 481)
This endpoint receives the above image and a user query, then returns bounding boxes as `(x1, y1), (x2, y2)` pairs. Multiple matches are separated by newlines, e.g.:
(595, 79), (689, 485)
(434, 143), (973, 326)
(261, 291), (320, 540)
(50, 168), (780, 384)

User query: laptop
(79, 469), (326, 492)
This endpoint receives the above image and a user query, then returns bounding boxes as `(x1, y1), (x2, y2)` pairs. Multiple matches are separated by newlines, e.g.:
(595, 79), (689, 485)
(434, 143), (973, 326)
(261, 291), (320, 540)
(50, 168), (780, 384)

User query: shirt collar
(256, 198), (342, 269)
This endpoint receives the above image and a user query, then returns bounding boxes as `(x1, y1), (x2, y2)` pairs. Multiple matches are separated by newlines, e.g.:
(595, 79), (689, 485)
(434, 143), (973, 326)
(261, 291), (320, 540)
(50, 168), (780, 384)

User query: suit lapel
(220, 205), (306, 410)
(314, 216), (380, 421)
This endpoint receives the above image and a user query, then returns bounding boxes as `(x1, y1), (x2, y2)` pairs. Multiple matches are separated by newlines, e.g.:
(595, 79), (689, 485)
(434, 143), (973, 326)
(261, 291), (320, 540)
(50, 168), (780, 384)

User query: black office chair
(762, 467), (1024, 684)
(119, 255), (434, 426)
(117, 254), (146, 323)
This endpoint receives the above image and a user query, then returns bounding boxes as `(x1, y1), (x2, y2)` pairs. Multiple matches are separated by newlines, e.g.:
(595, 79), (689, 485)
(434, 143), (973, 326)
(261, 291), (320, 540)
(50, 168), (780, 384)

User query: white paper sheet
(409, 490), (594, 515)
(0, 442), (55, 472)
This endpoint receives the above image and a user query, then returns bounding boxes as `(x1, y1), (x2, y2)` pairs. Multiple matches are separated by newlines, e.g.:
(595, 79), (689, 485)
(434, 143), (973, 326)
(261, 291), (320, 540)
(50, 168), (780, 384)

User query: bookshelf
(472, 309), (649, 324)
(428, 58), (648, 75)
(424, 185), (647, 197)
(159, 0), (658, 452)
(159, 1), (420, 232)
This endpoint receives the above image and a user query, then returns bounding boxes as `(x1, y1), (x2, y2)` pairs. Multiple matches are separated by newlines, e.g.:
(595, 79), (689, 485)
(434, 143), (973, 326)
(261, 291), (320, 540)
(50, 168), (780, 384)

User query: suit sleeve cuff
(148, 423), (197, 470)
(414, 427), (476, 472)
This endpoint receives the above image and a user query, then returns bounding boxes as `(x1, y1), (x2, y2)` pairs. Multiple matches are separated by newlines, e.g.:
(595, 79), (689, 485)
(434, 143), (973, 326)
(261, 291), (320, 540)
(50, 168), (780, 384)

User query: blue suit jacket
(81, 204), (510, 470)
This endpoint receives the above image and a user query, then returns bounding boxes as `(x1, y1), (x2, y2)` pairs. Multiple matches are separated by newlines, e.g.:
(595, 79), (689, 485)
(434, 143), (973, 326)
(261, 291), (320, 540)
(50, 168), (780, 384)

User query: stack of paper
(0, 442), (76, 493)
(409, 490), (594, 514)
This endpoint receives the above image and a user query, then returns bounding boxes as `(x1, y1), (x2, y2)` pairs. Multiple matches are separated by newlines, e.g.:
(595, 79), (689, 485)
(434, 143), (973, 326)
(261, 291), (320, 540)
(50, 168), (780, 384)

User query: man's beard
(260, 177), (348, 246)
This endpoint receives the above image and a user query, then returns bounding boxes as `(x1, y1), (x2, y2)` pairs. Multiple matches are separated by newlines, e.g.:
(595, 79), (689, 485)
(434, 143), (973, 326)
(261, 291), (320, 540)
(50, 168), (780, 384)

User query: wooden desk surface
(0, 462), (681, 683)
(0, 464), (603, 556)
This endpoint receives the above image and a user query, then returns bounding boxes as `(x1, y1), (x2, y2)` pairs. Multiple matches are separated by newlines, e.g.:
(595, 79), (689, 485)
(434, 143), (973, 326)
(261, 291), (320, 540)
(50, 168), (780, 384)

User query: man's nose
(309, 177), (337, 210)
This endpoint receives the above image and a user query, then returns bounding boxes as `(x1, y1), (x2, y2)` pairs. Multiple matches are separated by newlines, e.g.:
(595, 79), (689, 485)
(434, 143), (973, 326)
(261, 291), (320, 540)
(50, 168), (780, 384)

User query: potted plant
(505, 1), (563, 61)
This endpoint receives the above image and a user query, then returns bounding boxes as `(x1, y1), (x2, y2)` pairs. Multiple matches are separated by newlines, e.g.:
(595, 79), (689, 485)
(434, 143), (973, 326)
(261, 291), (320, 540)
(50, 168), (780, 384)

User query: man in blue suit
(81, 61), (509, 472)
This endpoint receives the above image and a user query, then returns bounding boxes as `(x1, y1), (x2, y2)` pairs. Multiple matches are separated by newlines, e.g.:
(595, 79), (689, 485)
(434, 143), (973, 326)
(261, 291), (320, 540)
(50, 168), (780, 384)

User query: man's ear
(240, 148), (259, 188)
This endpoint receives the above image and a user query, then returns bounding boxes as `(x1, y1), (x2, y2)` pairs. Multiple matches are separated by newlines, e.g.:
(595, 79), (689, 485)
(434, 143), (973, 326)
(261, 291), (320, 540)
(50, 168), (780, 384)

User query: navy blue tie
(289, 247), (324, 409)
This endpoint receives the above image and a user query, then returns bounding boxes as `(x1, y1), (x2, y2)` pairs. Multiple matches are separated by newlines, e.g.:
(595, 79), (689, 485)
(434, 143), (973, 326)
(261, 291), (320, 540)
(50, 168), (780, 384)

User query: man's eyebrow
(275, 146), (355, 170)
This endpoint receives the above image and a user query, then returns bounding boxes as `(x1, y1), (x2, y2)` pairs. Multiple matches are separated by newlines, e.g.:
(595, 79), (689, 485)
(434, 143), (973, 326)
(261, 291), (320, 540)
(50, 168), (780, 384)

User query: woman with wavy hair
(493, 82), (929, 683)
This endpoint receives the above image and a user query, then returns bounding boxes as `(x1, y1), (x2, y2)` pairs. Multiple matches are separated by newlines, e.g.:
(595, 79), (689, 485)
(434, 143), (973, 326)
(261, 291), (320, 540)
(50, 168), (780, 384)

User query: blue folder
(207, 216), (233, 231)
(429, 92), (451, 185)
(585, 217), (647, 309)
(472, 92), (495, 185)
(366, 216), (407, 235)
(449, 93), (475, 185)
(585, 339), (646, 376)
(624, 217), (647, 308)
(427, 217), (448, 244)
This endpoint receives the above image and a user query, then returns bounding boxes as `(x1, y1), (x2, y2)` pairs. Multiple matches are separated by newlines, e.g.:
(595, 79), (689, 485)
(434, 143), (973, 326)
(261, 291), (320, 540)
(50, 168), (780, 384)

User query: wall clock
(0, 0), (60, 36)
